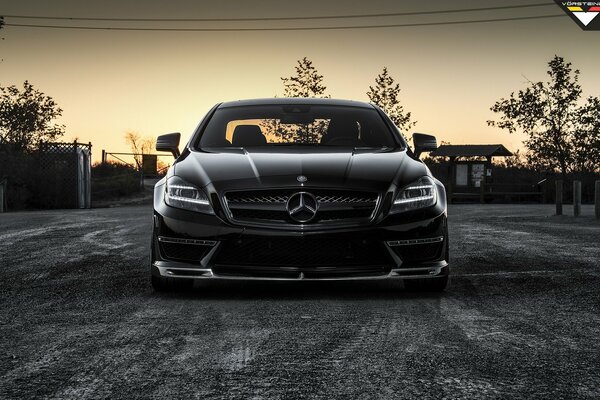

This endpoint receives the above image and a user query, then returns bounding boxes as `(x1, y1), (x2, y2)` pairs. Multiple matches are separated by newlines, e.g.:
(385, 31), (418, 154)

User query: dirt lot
(1, 204), (599, 399)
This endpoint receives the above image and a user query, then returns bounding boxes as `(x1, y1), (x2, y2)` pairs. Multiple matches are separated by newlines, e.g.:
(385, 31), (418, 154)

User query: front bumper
(152, 260), (448, 281)
(151, 197), (449, 281)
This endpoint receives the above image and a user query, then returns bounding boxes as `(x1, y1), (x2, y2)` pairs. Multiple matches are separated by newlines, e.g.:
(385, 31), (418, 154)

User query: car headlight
(391, 176), (437, 213)
(164, 176), (213, 214)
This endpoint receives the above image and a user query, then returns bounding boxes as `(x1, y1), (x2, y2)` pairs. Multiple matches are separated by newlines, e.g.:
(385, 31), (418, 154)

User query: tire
(404, 275), (449, 292)
(151, 275), (193, 292)
(151, 274), (170, 292)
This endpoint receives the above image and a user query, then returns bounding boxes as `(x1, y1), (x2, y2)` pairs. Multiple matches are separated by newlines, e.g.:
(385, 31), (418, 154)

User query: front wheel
(404, 275), (448, 292)
(151, 274), (170, 292)
(151, 275), (193, 292)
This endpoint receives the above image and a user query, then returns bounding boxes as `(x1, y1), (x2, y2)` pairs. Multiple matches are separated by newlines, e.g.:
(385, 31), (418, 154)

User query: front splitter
(152, 260), (448, 281)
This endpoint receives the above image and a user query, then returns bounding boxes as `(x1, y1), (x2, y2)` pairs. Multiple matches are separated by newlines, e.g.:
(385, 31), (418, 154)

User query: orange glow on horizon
(0, 1), (598, 164)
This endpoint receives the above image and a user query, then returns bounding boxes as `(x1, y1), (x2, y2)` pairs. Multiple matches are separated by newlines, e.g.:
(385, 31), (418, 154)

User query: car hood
(174, 147), (429, 193)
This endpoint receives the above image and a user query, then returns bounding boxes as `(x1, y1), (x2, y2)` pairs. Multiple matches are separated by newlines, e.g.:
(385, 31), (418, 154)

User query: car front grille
(213, 236), (392, 278)
(224, 189), (379, 226)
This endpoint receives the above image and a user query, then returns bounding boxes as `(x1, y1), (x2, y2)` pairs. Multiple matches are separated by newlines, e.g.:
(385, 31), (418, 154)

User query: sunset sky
(1, 0), (599, 164)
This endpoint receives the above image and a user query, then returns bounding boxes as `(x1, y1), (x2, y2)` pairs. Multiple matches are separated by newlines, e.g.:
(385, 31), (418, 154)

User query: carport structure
(427, 144), (542, 203)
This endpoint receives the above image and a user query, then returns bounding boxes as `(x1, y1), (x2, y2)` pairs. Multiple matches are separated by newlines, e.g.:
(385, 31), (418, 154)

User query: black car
(151, 98), (448, 291)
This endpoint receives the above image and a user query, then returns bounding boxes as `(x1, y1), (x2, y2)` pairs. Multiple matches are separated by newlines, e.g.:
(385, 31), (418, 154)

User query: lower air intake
(215, 237), (391, 268)
(159, 240), (213, 264)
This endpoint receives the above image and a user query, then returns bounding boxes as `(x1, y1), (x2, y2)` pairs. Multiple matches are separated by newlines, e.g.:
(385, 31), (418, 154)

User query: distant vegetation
(91, 162), (142, 201)
(488, 55), (600, 175)
(1, 55), (597, 209)
(0, 81), (66, 209)
(280, 58), (415, 143)
(281, 58), (414, 131)
(124, 131), (156, 170)
(281, 55), (599, 175)
(0, 81), (65, 153)
(281, 57), (329, 98)
(366, 67), (415, 137)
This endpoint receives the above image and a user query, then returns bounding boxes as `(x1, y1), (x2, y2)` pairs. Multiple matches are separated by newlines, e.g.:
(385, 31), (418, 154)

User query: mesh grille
(391, 242), (444, 264)
(226, 190), (290, 203)
(159, 242), (212, 264)
(215, 237), (391, 267)
(316, 209), (374, 222)
(316, 194), (377, 203)
(231, 209), (289, 222)
(212, 265), (389, 279)
(226, 189), (377, 204)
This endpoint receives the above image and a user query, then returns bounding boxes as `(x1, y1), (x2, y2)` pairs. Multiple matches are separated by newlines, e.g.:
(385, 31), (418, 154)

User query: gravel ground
(1, 204), (599, 399)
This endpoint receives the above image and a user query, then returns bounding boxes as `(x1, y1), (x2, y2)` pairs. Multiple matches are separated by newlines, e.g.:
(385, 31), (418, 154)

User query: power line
(0, 3), (556, 22)
(3, 14), (565, 31)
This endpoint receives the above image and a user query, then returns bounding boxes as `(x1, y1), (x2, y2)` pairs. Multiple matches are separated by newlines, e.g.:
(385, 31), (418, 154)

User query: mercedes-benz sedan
(151, 98), (449, 291)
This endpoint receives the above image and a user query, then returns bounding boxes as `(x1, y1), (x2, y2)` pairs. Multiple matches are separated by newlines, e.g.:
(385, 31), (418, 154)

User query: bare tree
(124, 131), (154, 170)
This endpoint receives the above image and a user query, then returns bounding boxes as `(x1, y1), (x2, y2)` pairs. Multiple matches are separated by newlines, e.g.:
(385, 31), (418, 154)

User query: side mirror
(412, 133), (437, 158)
(156, 132), (181, 158)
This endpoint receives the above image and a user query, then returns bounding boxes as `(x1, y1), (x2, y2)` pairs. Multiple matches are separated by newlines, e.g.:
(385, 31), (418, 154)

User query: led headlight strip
(391, 176), (437, 213)
(164, 176), (214, 214)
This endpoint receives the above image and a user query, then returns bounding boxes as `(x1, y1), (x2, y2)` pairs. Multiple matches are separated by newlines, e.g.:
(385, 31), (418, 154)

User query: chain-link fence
(37, 142), (92, 209)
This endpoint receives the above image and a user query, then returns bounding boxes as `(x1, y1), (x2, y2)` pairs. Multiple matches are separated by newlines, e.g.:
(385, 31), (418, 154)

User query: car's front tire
(151, 274), (170, 292)
(151, 275), (194, 292)
(404, 275), (448, 292)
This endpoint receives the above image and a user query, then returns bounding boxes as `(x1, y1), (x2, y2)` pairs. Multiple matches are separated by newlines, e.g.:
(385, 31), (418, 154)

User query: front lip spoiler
(152, 260), (448, 281)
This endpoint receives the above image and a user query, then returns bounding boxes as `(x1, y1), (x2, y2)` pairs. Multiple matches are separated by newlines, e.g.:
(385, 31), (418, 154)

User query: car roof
(218, 98), (375, 109)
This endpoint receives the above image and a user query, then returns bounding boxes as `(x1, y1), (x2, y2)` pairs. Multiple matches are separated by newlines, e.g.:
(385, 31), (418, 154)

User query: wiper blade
(352, 146), (393, 154)
(268, 143), (320, 146)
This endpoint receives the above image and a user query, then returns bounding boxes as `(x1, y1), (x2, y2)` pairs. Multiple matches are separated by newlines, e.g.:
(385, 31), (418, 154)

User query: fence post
(555, 180), (563, 215)
(0, 179), (6, 213)
(479, 180), (485, 204)
(595, 180), (600, 220)
(573, 180), (581, 217)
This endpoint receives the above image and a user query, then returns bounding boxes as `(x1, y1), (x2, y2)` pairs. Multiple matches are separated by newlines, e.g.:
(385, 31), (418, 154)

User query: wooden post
(479, 179), (485, 204)
(595, 180), (600, 220)
(101, 149), (106, 164)
(555, 180), (563, 215)
(573, 180), (581, 217)
(448, 158), (455, 204)
(0, 179), (5, 213)
(540, 177), (547, 204)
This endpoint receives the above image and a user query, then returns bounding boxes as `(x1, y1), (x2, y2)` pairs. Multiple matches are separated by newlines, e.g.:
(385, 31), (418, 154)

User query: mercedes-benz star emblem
(286, 192), (318, 223)
(297, 175), (308, 183)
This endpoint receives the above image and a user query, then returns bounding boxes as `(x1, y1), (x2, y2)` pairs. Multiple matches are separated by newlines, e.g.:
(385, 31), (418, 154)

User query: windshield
(196, 105), (400, 149)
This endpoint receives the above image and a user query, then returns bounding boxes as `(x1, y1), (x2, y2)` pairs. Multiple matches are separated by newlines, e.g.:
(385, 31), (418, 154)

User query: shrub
(91, 162), (142, 201)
